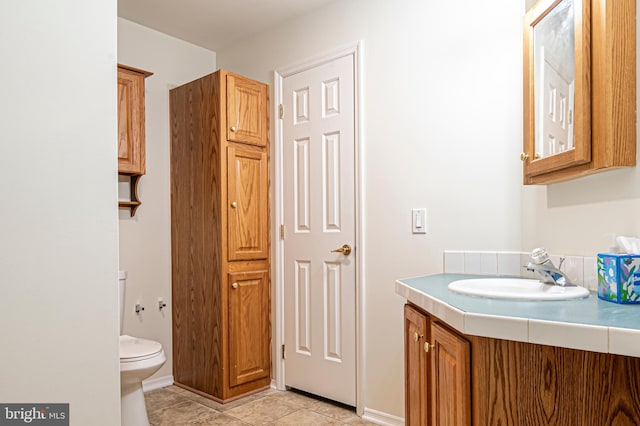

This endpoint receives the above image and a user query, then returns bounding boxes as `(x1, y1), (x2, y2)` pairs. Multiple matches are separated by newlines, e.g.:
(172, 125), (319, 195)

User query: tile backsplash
(444, 250), (599, 291)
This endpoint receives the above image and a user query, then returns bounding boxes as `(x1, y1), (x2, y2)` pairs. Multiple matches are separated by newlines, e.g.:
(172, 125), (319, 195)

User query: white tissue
(616, 236), (640, 254)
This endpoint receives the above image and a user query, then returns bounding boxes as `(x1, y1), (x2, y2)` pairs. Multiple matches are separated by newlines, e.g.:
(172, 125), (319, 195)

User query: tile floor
(145, 385), (377, 425)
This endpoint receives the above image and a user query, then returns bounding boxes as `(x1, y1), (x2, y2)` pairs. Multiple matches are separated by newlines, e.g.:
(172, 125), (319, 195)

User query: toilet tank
(118, 270), (127, 335)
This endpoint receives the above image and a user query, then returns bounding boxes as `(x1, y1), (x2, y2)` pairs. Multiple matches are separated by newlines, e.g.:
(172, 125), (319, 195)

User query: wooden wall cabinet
(404, 305), (470, 426)
(522, 0), (636, 185)
(117, 64), (152, 216)
(405, 303), (640, 425)
(170, 69), (271, 402)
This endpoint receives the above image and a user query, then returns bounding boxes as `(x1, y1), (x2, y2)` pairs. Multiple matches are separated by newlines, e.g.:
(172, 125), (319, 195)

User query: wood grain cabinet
(405, 303), (640, 425)
(170, 69), (270, 402)
(522, 0), (636, 184)
(117, 64), (152, 216)
(404, 305), (470, 426)
(405, 305), (429, 426)
(227, 145), (269, 261)
(226, 73), (269, 147)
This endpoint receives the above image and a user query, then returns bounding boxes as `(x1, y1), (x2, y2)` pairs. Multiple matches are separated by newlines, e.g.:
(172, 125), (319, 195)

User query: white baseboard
(362, 407), (404, 426)
(142, 375), (174, 392)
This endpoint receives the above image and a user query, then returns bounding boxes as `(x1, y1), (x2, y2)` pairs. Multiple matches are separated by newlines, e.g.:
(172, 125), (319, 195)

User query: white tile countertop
(395, 273), (640, 357)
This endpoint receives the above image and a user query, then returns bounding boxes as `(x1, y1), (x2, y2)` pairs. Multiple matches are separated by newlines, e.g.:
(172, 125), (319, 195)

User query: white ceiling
(118, 0), (338, 51)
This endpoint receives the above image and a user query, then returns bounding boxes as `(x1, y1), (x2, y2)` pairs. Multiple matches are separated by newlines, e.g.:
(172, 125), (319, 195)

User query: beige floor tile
(196, 413), (252, 425)
(218, 388), (279, 411)
(345, 417), (378, 425)
(268, 409), (344, 425)
(178, 391), (226, 411)
(144, 388), (191, 413)
(165, 385), (190, 394)
(268, 390), (324, 409)
(311, 402), (360, 423)
(144, 385), (372, 425)
(149, 400), (234, 426)
(224, 396), (300, 425)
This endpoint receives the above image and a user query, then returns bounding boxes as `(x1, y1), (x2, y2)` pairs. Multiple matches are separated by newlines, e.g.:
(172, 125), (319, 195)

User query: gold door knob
(520, 152), (529, 161)
(331, 244), (352, 256)
(413, 332), (419, 342)
(231, 201), (237, 208)
(232, 282), (238, 289)
(230, 126), (237, 132)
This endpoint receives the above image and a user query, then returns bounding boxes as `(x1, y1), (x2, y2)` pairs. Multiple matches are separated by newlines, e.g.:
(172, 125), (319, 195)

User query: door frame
(273, 41), (364, 415)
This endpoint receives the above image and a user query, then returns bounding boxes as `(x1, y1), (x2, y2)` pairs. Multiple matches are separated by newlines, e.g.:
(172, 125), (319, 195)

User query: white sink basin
(448, 278), (590, 301)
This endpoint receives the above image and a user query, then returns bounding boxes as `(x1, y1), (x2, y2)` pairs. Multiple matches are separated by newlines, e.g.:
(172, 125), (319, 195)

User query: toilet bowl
(119, 271), (166, 426)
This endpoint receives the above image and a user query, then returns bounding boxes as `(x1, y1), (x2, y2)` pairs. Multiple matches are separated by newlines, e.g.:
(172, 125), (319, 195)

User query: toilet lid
(119, 335), (162, 361)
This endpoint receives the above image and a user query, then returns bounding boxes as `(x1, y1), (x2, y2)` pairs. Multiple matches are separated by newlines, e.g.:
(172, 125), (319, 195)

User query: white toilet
(119, 271), (166, 426)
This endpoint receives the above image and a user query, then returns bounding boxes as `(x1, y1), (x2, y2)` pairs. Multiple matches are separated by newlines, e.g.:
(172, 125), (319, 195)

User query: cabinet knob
(231, 201), (237, 208)
(230, 126), (237, 132)
(520, 152), (529, 162)
(424, 342), (434, 353)
(413, 332), (420, 342)
(232, 282), (238, 289)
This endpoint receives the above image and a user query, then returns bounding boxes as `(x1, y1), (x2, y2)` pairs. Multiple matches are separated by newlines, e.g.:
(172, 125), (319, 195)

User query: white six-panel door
(282, 54), (356, 405)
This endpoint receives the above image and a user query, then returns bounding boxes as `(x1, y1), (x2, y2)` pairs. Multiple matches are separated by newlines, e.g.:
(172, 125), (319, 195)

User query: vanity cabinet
(170, 69), (271, 402)
(522, 0), (635, 184)
(405, 305), (429, 425)
(404, 303), (640, 425)
(117, 64), (152, 216)
(404, 305), (470, 426)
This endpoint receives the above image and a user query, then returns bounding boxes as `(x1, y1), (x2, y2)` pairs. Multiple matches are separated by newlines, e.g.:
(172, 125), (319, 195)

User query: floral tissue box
(598, 253), (640, 304)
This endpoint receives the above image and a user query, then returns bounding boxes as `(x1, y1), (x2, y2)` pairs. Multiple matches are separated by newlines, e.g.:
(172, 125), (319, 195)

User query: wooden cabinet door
(228, 268), (270, 387)
(430, 322), (470, 426)
(405, 305), (429, 426)
(117, 66), (147, 175)
(226, 73), (268, 147)
(227, 145), (268, 260)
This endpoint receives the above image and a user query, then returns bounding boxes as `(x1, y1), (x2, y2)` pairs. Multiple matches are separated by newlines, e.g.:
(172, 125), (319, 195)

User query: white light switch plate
(412, 208), (427, 234)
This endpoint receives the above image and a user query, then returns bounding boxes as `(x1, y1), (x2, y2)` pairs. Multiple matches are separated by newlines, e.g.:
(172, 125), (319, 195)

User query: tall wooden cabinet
(404, 304), (470, 426)
(170, 69), (270, 402)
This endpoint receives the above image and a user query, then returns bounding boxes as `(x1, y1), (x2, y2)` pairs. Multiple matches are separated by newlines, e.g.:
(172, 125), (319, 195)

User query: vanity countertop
(396, 273), (640, 357)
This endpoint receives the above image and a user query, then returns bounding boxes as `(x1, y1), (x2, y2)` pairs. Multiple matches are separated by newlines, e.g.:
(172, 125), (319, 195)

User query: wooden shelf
(118, 174), (142, 217)
(119, 200), (141, 216)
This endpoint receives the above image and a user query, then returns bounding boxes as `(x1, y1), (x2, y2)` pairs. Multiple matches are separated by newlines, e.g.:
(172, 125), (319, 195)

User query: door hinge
(280, 224), (285, 240)
(281, 344), (286, 359)
(279, 104), (284, 119)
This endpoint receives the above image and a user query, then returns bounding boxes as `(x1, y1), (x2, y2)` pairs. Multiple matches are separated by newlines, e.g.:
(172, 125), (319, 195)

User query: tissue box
(597, 253), (640, 304)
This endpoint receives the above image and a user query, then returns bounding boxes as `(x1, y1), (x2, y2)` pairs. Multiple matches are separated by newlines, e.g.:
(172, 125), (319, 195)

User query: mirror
(534, 0), (574, 157)
(523, 0), (590, 176)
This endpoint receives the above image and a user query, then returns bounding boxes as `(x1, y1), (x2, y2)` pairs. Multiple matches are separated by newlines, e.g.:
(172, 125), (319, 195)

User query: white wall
(117, 18), (216, 382)
(216, 0), (524, 418)
(0, 1), (120, 424)
(520, 0), (640, 258)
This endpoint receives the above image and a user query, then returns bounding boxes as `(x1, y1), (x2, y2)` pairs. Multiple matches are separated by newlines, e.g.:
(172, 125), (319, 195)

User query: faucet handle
(558, 257), (565, 269)
(531, 247), (550, 264)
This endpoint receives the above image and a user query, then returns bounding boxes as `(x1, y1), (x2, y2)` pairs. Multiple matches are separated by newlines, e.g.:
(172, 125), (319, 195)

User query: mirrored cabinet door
(523, 0), (591, 179)
(521, 0), (635, 185)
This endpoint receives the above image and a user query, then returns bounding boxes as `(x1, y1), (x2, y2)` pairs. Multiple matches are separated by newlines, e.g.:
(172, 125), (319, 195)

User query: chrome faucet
(525, 247), (574, 287)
